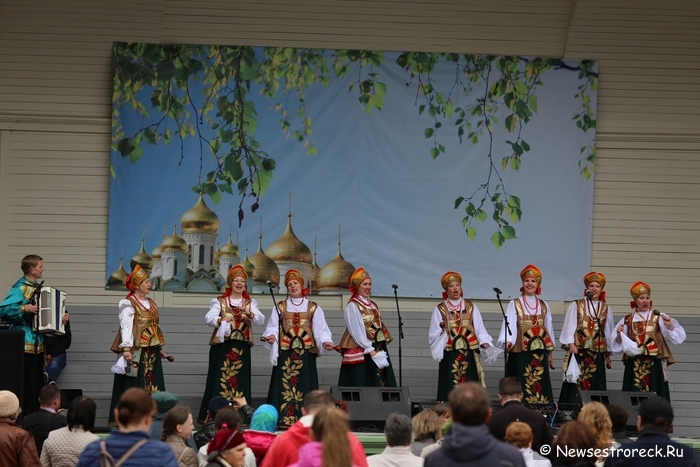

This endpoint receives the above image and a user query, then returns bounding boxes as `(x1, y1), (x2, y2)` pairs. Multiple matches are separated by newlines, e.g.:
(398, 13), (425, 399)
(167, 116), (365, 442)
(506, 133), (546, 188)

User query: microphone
(266, 280), (276, 289)
(586, 290), (594, 299)
(493, 287), (502, 295)
(391, 284), (398, 290)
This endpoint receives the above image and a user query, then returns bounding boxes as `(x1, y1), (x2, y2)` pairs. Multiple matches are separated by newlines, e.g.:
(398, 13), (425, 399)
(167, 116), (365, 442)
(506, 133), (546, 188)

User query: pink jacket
(287, 441), (361, 467)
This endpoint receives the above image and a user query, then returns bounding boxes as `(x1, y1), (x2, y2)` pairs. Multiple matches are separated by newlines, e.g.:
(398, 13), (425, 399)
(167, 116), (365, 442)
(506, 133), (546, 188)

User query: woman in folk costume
(610, 281), (686, 402)
(197, 265), (265, 423)
(262, 269), (334, 427)
(337, 267), (397, 388)
(497, 264), (556, 404)
(109, 265), (172, 424)
(429, 272), (493, 401)
(558, 272), (616, 403)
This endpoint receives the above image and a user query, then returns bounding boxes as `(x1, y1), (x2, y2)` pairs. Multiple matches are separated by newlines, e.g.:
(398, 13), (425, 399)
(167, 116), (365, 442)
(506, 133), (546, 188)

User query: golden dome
(107, 258), (128, 289)
(162, 225), (187, 252)
(267, 214), (312, 264)
(150, 238), (163, 260)
(180, 194), (220, 234)
(220, 234), (240, 257)
(214, 241), (222, 264)
(318, 243), (355, 292)
(130, 238), (153, 271)
(240, 250), (256, 279)
(249, 237), (280, 286)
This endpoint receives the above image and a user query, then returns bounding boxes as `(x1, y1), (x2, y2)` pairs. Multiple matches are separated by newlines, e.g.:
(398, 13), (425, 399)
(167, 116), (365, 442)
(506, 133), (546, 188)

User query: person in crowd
(263, 269), (334, 426)
(195, 396), (232, 449)
(498, 265), (556, 404)
(504, 421), (551, 467)
(40, 395), (100, 467)
(197, 406), (255, 467)
(162, 406), (198, 467)
(419, 417), (452, 459)
(605, 405), (633, 445)
(205, 427), (248, 467)
(603, 396), (700, 467)
(431, 402), (451, 424)
(45, 312), (71, 383)
(0, 390), (41, 467)
(488, 377), (554, 454)
(198, 265), (264, 423)
(424, 382), (525, 466)
(22, 383), (67, 454)
(262, 390), (368, 467)
(368, 413), (424, 467)
(108, 265), (173, 424)
(337, 267), (396, 388)
(242, 404), (278, 465)
(559, 272), (615, 403)
(610, 281), (686, 402)
(77, 388), (178, 467)
(550, 421), (597, 467)
(577, 401), (613, 465)
(429, 272), (493, 400)
(288, 407), (361, 467)
(411, 410), (443, 456)
(150, 391), (180, 442)
(0, 254), (46, 416)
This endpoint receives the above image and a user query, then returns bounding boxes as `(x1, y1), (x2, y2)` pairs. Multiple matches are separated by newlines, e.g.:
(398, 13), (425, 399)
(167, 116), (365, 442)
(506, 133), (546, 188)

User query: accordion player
(34, 286), (67, 335)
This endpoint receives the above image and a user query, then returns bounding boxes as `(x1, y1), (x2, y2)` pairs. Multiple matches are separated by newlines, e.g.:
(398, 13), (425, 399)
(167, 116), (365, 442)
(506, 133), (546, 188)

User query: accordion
(35, 286), (67, 335)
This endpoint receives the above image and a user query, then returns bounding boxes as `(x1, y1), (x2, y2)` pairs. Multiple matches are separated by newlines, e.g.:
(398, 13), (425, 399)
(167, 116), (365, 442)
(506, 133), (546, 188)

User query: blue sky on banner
(108, 47), (597, 299)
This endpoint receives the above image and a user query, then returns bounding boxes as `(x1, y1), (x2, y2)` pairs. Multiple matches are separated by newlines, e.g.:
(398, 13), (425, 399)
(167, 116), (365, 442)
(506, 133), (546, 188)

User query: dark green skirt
(436, 348), (483, 402)
(109, 346), (166, 424)
(622, 355), (671, 402)
(266, 347), (319, 427)
(506, 350), (553, 404)
(559, 349), (607, 403)
(337, 342), (397, 388)
(197, 339), (252, 423)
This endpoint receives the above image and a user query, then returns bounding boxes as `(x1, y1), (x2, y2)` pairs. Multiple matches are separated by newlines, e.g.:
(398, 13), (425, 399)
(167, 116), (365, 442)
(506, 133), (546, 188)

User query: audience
(262, 390), (368, 467)
(505, 421), (551, 467)
(551, 421), (597, 467)
(431, 403), (451, 424)
(288, 407), (359, 467)
(368, 413), (423, 467)
(195, 396), (232, 450)
(411, 410), (442, 456)
(0, 390), (41, 467)
(206, 427), (248, 467)
(577, 402), (613, 466)
(603, 397), (700, 467)
(197, 406), (255, 467)
(604, 405), (632, 446)
(40, 396), (100, 467)
(242, 404), (278, 465)
(151, 391), (180, 442)
(77, 388), (178, 467)
(425, 382), (525, 467)
(488, 377), (554, 453)
(162, 406), (198, 467)
(22, 384), (68, 454)
(419, 417), (452, 458)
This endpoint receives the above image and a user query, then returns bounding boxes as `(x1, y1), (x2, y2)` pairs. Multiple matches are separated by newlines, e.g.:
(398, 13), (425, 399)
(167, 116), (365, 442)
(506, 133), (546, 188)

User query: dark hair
(214, 406), (241, 431)
(498, 377), (522, 397)
(67, 396), (97, 432)
(385, 413), (413, 447)
(303, 390), (335, 414)
(39, 384), (60, 406)
(21, 255), (43, 274)
(115, 388), (155, 427)
(606, 405), (628, 433)
(431, 402), (451, 418)
(448, 382), (491, 426)
(162, 406), (191, 441)
(551, 421), (597, 465)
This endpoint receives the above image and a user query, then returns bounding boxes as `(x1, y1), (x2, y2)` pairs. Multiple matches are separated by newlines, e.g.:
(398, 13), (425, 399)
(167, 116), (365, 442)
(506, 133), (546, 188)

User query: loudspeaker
(0, 331), (25, 407)
(330, 386), (412, 431)
(523, 402), (580, 431)
(580, 390), (655, 429)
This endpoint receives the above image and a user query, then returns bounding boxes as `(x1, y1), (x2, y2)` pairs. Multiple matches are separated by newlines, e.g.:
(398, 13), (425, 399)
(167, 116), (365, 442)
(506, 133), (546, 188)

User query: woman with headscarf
(108, 265), (172, 424)
(197, 265), (264, 423)
(610, 281), (686, 402)
(559, 272), (616, 403)
(337, 267), (396, 388)
(498, 264), (556, 404)
(262, 269), (334, 427)
(206, 427), (247, 467)
(429, 271), (493, 401)
(242, 404), (278, 465)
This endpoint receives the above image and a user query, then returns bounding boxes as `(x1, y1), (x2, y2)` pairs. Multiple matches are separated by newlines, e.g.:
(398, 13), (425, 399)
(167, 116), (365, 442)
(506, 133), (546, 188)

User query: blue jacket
(77, 429), (178, 467)
(425, 423), (526, 467)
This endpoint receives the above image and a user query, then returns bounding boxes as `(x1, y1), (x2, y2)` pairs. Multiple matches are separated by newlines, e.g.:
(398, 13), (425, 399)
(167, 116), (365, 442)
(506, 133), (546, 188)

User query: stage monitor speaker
(0, 330), (25, 407)
(579, 390), (655, 429)
(330, 386), (411, 431)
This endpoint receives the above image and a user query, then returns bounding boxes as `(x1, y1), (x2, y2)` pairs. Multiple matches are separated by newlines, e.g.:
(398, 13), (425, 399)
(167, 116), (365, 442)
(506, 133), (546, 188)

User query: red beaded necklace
(289, 296), (305, 307)
(522, 295), (539, 325)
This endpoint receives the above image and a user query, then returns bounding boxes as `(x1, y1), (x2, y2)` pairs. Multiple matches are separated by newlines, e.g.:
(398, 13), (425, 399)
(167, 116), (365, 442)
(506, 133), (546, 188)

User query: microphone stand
(392, 286), (404, 387)
(268, 282), (282, 369)
(30, 280), (44, 414)
(494, 289), (510, 378)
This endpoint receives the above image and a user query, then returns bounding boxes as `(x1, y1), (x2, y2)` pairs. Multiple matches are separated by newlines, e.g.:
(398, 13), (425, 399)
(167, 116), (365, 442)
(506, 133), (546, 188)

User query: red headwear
(519, 264), (542, 295)
(583, 271), (607, 302)
(207, 426), (246, 461)
(629, 281), (652, 309)
(348, 267), (370, 294)
(124, 265), (149, 296)
(440, 271), (463, 300)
